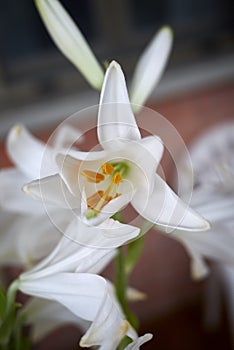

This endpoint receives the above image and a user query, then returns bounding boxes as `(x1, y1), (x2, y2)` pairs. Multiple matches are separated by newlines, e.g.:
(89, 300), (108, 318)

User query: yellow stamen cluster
(82, 163), (123, 218)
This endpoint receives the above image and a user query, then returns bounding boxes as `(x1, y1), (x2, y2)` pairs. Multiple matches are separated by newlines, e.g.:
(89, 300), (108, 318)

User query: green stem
(115, 247), (128, 313)
(0, 280), (20, 347)
(5, 280), (19, 316)
(115, 248), (139, 330)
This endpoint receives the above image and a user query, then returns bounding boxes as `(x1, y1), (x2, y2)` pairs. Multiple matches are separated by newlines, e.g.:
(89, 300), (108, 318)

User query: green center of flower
(82, 161), (129, 219)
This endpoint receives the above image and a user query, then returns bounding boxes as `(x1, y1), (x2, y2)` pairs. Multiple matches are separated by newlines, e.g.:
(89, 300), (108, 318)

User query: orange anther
(101, 162), (114, 175)
(81, 170), (105, 183)
(112, 172), (123, 185)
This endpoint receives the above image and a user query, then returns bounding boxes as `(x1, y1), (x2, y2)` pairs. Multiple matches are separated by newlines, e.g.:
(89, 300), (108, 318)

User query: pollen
(101, 162), (114, 175)
(112, 172), (123, 185)
(81, 170), (105, 183)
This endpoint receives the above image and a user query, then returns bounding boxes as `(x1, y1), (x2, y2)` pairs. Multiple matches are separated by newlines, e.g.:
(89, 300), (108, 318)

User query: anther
(112, 172), (123, 185)
(101, 162), (114, 175)
(81, 170), (105, 183)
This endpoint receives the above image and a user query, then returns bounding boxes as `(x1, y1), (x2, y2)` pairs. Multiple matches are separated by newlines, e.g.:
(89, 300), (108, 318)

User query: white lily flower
(24, 61), (209, 240)
(35, 0), (172, 108)
(0, 124), (81, 266)
(35, 0), (104, 90)
(19, 273), (152, 349)
(17, 217), (151, 349)
(170, 122), (234, 279)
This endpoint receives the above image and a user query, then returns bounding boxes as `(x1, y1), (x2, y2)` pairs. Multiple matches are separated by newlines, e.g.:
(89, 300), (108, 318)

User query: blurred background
(0, 1), (234, 349)
(0, 0), (234, 136)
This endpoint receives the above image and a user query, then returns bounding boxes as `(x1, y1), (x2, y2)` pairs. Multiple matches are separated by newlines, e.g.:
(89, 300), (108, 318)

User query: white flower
(0, 124), (80, 266)
(19, 274), (152, 349)
(35, 0), (172, 107)
(170, 122), (234, 279)
(24, 61), (209, 241)
(17, 218), (151, 349)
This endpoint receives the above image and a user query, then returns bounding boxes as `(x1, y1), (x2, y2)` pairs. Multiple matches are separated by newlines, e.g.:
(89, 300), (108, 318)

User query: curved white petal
(7, 124), (55, 178)
(125, 333), (153, 350)
(121, 136), (164, 192)
(176, 227), (234, 266)
(132, 174), (210, 232)
(80, 282), (129, 349)
(19, 273), (105, 321)
(52, 124), (83, 149)
(24, 298), (89, 342)
(97, 61), (141, 148)
(23, 174), (79, 209)
(67, 216), (140, 249)
(0, 212), (27, 265)
(0, 210), (60, 267)
(35, 0), (104, 89)
(130, 26), (173, 112)
(192, 188), (234, 224)
(21, 215), (140, 280)
(0, 168), (45, 214)
(56, 151), (108, 196)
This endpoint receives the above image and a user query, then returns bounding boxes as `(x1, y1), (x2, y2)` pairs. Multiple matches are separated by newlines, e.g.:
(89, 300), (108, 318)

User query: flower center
(82, 162), (128, 219)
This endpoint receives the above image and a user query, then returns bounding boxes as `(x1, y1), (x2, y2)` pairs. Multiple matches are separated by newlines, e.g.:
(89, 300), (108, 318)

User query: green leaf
(118, 336), (132, 350)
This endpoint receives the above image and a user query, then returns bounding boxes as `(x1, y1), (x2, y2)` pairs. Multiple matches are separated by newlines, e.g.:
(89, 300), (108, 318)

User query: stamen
(101, 162), (114, 175)
(87, 190), (113, 212)
(81, 170), (105, 183)
(87, 191), (104, 209)
(112, 172), (123, 185)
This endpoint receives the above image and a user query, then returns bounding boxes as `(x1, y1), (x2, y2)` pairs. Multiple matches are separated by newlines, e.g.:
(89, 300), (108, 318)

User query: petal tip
(22, 184), (29, 194)
(108, 60), (122, 73)
(9, 124), (23, 140)
(160, 25), (173, 37)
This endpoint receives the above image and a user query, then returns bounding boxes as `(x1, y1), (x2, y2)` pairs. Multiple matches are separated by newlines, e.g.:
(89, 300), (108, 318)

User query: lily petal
(23, 174), (79, 209)
(97, 61), (141, 148)
(63, 215), (140, 250)
(0, 168), (44, 214)
(178, 238), (210, 280)
(125, 333), (153, 350)
(20, 215), (139, 279)
(7, 124), (55, 178)
(79, 282), (130, 350)
(35, 0), (104, 89)
(132, 174), (210, 232)
(52, 124), (83, 149)
(177, 227), (234, 264)
(130, 26), (173, 112)
(0, 210), (60, 267)
(24, 298), (89, 342)
(56, 151), (108, 196)
(19, 273), (105, 321)
(192, 188), (234, 224)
